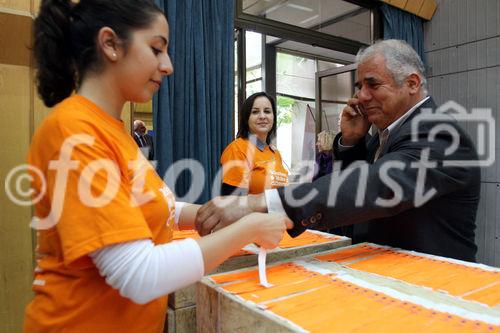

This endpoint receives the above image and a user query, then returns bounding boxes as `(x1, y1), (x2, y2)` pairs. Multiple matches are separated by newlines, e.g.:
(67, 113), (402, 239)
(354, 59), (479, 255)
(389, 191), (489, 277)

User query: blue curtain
(153, 0), (234, 203)
(380, 4), (426, 64)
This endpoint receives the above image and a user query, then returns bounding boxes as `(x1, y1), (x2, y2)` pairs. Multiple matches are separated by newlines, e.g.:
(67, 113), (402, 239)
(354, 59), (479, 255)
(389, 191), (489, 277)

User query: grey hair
(356, 39), (428, 95)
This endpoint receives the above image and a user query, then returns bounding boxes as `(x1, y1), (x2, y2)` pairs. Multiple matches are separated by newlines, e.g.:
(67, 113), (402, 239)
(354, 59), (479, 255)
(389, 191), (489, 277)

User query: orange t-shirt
(24, 95), (175, 333)
(221, 137), (288, 194)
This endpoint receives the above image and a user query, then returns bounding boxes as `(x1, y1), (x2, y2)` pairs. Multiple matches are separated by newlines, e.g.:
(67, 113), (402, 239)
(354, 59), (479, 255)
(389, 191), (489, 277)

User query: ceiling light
(264, 4), (281, 14)
(286, 3), (313, 12)
(299, 14), (319, 25)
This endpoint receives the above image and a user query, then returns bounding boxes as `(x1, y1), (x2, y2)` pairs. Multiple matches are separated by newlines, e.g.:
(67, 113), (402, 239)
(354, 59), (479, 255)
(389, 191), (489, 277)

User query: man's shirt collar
(378, 96), (430, 140)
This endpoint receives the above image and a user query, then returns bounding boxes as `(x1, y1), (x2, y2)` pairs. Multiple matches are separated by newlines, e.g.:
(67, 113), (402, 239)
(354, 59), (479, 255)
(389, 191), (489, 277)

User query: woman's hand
(195, 194), (268, 236)
(196, 212), (293, 273)
(241, 212), (293, 249)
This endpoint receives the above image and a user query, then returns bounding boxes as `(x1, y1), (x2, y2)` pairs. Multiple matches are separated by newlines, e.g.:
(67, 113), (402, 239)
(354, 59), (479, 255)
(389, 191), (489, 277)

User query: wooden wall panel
(0, 64), (34, 333)
(455, 44), (466, 73)
(476, 0), (487, 40)
(486, 37), (498, 67)
(122, 102), (132, 135)
(437, 0), (449, 49)
(425, 0), (500, 266)
(477, 69), (487, 109)
(0, 0), (30, 12)
(466, 70), (478, 148)
(448, 46), (458, 74)
(406, 0), (424, 15)
(466, 0), (477, 43)
(447, 0), (458, 47)
(0, 11), (32, 66)
(33, 0), (41, 14)
(380, 0), (437, 20)
(442, 48), (451, 75)
(389, 0), (407, 9)
(423, 6), (433, 51)
(456, 72), (467, 108)
(0, 4), (39, 331)
(498, 0), (500, 35)
(447, 73), (458, 103)
(477, 40), (487, 70)
(498, 37), (500, 67)
(419, 0), (437, 20)
(427, 0), (439, 50)
(33, 90), (52, 130)
(467, 42), (477, 71)
(497, 66), (500, 152)
(457, 0), (467, 45)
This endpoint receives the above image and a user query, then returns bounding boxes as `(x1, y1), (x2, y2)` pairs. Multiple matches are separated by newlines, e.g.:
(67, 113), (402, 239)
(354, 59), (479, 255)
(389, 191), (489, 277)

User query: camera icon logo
(411, 100), (495, 167)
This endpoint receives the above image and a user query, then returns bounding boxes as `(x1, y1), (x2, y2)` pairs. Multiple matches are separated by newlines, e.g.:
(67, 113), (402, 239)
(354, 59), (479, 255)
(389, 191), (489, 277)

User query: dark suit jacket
(278, 98), (480, 261)
(133, 132), (154, 160)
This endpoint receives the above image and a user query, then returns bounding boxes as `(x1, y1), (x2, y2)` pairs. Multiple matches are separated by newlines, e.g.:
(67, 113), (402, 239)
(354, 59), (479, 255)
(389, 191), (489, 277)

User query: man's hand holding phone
(339, 92), (371, 146)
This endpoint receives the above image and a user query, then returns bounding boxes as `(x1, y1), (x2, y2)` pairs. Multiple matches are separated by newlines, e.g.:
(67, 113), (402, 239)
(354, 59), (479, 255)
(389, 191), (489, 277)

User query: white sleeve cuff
(338, 136), (355, 151)
(265, 189), (286, 214)
(175, 201), (186, 225)
(90, 238), (204, 304)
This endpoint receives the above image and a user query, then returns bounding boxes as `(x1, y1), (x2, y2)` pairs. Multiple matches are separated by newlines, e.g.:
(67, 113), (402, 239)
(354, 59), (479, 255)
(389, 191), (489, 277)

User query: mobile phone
(352, 92), (365, 117)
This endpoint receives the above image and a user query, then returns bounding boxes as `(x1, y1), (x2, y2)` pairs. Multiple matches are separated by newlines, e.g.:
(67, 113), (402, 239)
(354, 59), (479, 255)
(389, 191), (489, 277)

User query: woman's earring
(112, 53), (117, 60)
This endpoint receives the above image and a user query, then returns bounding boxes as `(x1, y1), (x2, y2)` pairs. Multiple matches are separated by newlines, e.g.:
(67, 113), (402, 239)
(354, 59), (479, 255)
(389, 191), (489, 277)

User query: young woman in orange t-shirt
(24, 1), (291, 332)
(221, 92), (289, 195)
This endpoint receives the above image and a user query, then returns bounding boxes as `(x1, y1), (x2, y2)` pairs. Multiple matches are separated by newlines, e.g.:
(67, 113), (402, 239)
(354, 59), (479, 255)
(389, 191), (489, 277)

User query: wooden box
(197, 243), (500, 332)
(166, 230), (351, 332)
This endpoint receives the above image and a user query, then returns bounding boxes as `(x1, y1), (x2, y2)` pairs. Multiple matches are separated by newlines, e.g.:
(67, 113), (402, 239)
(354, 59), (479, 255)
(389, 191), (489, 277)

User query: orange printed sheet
(316, 244), (500, 307)
(172, 230), (341, 256)
(210, 262), (500, 333)
(278, 230), (342, 248)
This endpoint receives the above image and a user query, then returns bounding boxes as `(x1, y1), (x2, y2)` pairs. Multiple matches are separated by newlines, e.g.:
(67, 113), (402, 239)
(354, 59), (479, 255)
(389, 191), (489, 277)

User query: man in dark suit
(196, 39), (480, 262)
(133, 119), (155, 160)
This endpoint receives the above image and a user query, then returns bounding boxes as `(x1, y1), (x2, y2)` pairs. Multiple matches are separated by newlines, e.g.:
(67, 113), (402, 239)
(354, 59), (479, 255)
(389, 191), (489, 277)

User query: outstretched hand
(195, 195), (258, 235)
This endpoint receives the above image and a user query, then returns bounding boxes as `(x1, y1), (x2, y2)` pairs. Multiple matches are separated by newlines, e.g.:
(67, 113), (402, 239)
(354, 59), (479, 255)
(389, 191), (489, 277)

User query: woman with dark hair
(221, 92), (288, 195)
(25, 1), (291, 332)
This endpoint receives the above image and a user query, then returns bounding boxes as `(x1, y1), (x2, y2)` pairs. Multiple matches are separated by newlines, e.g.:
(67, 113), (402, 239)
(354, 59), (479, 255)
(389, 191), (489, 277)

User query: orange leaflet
(278, 231), (341, 249)
(268, 281), (499, 333)
(315, 244), (386, 263)
(220, 264), (331, 303)
(212, 262), (499, 332)
(173, 230), (339, 256)
(211, 263), (304, 285)
(316, 245), (500, 307)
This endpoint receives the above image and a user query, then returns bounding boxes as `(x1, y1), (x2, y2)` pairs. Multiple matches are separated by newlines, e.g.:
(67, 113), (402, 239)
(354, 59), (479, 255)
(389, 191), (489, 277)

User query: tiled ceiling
(242, 0), (371, 62)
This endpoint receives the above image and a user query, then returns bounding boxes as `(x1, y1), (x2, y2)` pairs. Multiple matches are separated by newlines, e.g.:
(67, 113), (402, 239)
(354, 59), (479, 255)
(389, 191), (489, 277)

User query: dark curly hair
(34, 0), (164, 107)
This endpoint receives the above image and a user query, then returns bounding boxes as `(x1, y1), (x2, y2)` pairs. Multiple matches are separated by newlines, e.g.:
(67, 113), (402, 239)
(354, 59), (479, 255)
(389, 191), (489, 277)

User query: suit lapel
(366, 131), (380, 163)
